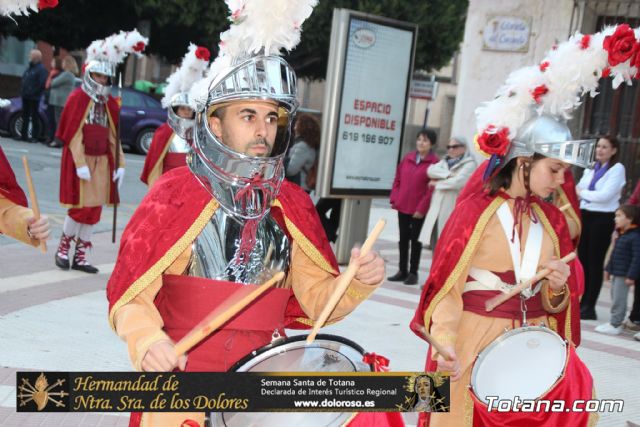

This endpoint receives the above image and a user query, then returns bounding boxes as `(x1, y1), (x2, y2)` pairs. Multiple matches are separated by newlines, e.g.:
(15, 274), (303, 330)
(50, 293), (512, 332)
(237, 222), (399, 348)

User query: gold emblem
(18, 373), (67, 410)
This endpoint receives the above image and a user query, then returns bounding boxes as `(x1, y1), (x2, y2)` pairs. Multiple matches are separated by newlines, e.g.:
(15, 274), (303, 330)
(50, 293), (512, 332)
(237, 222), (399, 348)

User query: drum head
(471, 326), (567, 404)
(212, 334), (371, 427)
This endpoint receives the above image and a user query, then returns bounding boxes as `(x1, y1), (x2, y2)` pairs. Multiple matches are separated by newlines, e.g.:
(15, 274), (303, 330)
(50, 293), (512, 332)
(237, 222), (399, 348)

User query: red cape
(0, 146), (28, 207)
(57, 88), (120, 206)
(410, 190), (582, 347)
(107, 167), (340, 329)
(140, 123), (174, 185)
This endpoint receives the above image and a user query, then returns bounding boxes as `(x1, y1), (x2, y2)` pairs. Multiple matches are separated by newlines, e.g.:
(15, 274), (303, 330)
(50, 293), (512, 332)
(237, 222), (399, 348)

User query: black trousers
(629, 278), (640, 323)
(578, 209), (615, 314)
(21, 98), (40, 140)
(316, 198), (341, 243)
(397, 211), (425, 274)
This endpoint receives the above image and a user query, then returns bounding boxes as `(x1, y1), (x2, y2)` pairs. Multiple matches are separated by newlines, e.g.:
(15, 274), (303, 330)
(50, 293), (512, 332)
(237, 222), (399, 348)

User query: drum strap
(496, 202), (543, 297)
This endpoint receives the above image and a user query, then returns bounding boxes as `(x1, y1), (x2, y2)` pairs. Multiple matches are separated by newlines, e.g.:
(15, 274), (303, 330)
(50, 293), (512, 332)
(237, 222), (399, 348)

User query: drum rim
(229, 333), (370, 372)
(470, 325), (568, 404)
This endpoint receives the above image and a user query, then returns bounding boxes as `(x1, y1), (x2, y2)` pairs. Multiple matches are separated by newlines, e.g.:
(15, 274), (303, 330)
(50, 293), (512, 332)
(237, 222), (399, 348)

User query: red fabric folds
(140, 123), (174, 184)
(68, 206), (102, 225)
(471, 346), (593, 427)
(0, 146), (28, 207)
(163, 153), (187, 173)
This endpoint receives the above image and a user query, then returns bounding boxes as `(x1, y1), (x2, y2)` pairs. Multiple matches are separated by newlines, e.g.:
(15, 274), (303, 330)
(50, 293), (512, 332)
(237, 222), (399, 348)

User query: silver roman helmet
(189, 54), (298, 220)
(505, 114), (596, 168)
(167, 92), (196, 140)
(82, 60), (114, 103)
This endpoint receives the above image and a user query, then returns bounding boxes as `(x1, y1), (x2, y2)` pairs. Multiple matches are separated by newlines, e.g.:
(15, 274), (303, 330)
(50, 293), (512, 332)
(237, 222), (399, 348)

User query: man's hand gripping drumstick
(141, 272), (285, 372)
(306, 219), (386, 344)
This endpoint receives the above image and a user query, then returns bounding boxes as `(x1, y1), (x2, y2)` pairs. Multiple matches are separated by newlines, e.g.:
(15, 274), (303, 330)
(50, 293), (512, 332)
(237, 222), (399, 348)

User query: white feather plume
(162, 44), (210, 108)
(189, 0), (317, 108)
(85, 29), (148, 65)
(475, 23), (640, 153)
(0, 0), (38, 16)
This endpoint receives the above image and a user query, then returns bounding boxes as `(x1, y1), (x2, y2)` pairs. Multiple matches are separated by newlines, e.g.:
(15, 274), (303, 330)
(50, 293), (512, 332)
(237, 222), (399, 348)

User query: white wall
(451, 0), (575, 159)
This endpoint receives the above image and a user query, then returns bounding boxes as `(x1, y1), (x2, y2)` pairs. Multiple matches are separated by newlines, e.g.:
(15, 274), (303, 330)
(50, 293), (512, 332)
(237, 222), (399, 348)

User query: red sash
(82, 124), (109, 155)
(155, 274), (291, 372)
(162, 153), (187, 173)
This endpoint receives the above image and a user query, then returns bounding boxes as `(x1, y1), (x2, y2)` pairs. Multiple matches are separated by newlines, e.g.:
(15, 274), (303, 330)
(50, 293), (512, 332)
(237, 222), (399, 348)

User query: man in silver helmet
(107, 54), (386, 427)
(141, 44), (209, 187)
(55, 57), (125, 274)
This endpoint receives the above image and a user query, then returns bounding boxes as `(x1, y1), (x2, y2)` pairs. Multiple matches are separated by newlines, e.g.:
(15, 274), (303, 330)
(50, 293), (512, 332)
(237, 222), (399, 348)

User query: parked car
(0, 86), (167, 154)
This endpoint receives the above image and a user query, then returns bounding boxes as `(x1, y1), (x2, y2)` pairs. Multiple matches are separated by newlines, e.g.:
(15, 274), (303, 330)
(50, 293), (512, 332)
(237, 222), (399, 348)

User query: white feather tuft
(0, 0), (39, 16)
(85, 29), (148, 66)
(162, 44), (211, 108)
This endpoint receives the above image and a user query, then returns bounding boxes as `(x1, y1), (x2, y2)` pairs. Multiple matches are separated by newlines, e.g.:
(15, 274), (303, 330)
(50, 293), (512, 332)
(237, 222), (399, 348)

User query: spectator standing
(576, 135), (626, 320)
(623, 179), (640, 333)
(48, 56), (78, 148)
(43, 57), (61, 144)
(595, 204), (640, 335)
(422, 136), (476, 243)
(388, 129), (439, 285)
(19, 49), (48, 142)
(285, 113), (320, 193)
(628, 179), (640, 206)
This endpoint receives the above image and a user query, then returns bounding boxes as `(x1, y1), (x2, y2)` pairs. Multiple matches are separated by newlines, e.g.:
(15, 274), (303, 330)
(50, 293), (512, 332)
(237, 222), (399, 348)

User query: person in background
(623, 180), (640, 333)
(576, 135), (626, 320)
(388, 128), (439, 285)
(422, 136), (476, 245)
(43, 57), (61, 145)
(19, 49), (48, 142)
(594, 204), (640, 335)
(48, 55), (78, 148)
(285, 113), (320, 193)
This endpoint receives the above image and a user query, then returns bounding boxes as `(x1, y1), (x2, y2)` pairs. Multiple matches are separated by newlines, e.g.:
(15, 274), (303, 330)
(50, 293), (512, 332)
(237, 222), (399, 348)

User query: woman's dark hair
(487, 153), (545, 195)
(294, 113), (321, 150)
(599, 135), (620, 166)
(53, 57), (63, 71)
(417, 128), (437, 146)
(617, 204), (639, 225)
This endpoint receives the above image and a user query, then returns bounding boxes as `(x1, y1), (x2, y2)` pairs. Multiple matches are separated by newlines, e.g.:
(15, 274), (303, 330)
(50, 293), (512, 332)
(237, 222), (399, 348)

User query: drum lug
(271, 329), (284, 343)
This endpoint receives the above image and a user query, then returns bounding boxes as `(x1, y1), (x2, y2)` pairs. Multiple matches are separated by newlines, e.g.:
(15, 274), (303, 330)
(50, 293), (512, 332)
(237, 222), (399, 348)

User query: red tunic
(139, 123), (176, 185)
(57, 88), (120, 206)
(0, 146), (28, 207)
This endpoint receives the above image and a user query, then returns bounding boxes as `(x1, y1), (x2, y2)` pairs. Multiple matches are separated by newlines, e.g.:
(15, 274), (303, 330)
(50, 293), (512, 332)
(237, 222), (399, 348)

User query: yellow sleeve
(285, 242), (379, 324)
(68, 124), (86, 168)
(112, 247), (191, 370)
(0, 195), (38, 246)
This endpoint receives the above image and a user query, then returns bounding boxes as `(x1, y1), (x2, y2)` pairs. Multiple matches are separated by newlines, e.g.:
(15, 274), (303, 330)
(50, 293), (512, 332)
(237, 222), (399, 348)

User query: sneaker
(594, 323), (622, 335)
(623, 319), (640, 332)
(634, 332), (640, 341)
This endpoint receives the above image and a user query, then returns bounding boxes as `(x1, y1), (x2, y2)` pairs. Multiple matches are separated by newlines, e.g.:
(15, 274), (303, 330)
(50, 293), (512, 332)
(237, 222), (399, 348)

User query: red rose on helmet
(38, 0), (58, 9)
(603, 24), (638, 66)
(195, 46), (211, 62)
(531, 84), (549, 104)
(133, 41), (146, 52)
(478, 126), (511, 156)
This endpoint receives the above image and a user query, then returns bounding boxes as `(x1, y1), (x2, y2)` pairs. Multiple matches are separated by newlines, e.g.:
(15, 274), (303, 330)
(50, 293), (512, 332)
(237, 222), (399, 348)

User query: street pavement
(1, 135), (639, 426)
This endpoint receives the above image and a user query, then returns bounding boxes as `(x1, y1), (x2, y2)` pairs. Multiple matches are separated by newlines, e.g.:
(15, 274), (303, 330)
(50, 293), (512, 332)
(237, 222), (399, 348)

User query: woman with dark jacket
(576, 135), (626, 319)
(388, 129), (439, 285)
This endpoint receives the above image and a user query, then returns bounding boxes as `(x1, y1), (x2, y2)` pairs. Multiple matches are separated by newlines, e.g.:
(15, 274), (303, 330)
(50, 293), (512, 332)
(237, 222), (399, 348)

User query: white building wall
(451, 0), (575, 159)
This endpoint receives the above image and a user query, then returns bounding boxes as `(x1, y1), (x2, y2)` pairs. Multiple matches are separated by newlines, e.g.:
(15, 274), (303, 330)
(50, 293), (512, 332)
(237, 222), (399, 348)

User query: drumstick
(418, 326), (453, 362)
(21, 156), (46, 253)
(485, 252), (576, 312)
(306, 219), (386, 345)
(174, 271), (285, 357)
(559, 203), (571, 212)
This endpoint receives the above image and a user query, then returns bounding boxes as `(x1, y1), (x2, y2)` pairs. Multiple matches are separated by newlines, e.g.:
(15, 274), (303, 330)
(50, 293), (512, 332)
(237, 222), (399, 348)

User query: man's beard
(246, 137), (272, 157)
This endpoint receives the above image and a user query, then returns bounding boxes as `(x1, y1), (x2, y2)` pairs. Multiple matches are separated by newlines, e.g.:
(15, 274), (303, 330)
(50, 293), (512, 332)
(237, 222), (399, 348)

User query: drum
(210, 334), (373, 427)
(470, 325), (568, 404)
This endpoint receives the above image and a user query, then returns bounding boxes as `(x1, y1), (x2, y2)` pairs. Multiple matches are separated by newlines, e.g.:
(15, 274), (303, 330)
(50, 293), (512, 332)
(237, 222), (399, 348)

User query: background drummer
(411, 114), (595, 427)
(105, 2), (393, 427)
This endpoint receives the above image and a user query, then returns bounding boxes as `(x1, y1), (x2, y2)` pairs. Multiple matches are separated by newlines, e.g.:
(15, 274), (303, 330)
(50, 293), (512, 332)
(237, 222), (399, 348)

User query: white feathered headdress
(0, 0), (57, 17)
(85, 29), (148, 67)
(189, 0), (317, 106)
(475, 23), (640, 177)
(161, 44), (211, 108)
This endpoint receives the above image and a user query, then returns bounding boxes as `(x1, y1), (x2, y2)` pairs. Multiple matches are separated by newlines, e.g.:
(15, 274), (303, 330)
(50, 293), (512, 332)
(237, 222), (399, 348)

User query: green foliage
(1, 0), (467, 76)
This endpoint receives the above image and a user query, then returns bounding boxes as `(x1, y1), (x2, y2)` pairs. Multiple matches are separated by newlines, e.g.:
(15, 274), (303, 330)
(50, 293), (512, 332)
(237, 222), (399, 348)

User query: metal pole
(335, 198), (371, 264)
